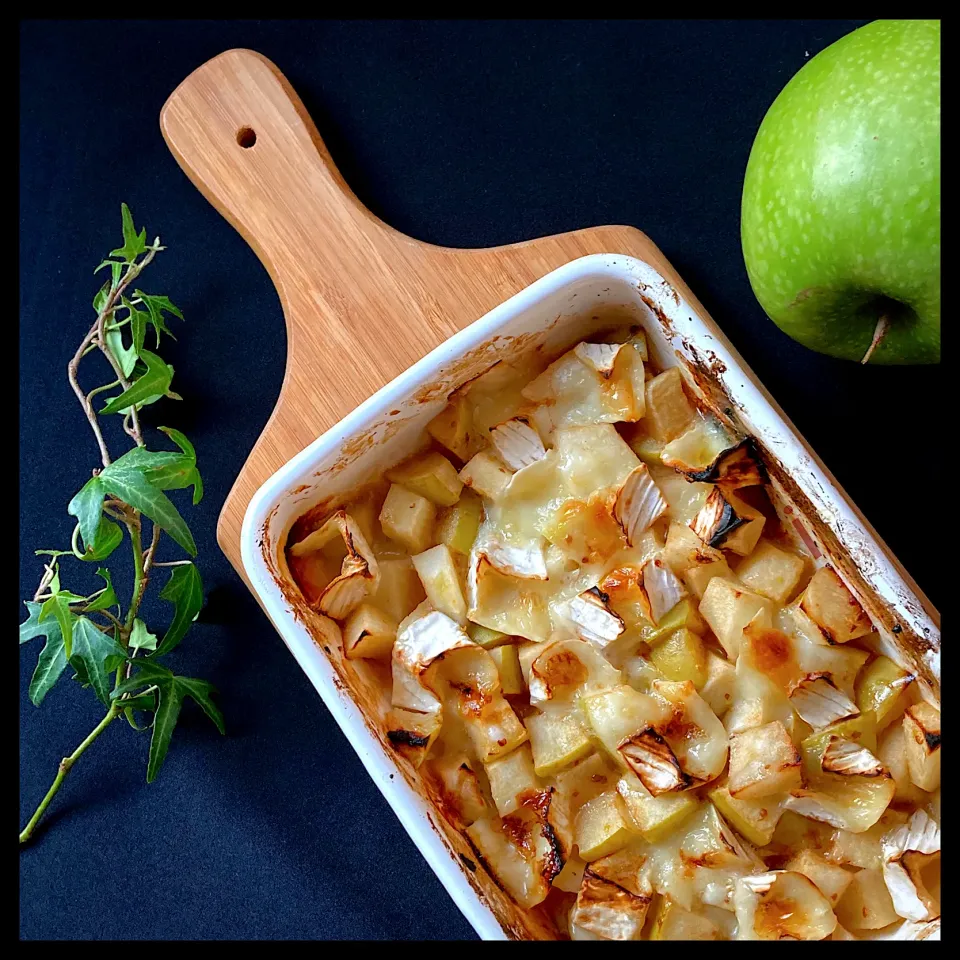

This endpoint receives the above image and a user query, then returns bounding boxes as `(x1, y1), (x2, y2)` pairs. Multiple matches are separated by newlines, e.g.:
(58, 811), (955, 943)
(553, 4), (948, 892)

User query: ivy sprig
(19, 205), (222, 845)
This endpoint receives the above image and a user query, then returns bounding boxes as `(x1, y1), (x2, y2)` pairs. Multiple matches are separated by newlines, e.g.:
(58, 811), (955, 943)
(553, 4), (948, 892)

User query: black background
(20, 19), (937, 941)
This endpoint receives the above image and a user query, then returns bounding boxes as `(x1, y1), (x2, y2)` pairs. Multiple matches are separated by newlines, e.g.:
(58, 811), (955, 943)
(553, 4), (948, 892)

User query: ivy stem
(19, 703), (121, 844)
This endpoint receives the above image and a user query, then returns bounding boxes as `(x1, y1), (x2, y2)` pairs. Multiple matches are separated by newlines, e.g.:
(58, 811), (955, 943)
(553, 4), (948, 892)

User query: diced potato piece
(728, 721), (802, 800)
(342, 603), (398, 660)
(660, 418), (735, 476)
(468, 622), (509, 649)
(834, 867), (899, 930)
(579, 686), (670, 767)
(739, 621), (802, 694)
(433, 754), (488, 825)
(627, 432), (664, 466)
(766, 810), (834, 861)
(379, 483), (437, 554)
(371, 556), (426, 623)
(644, 368), (696, 442)
(543, 492), (626, 566)
(735, 870), (837, 940)
(484, 743), (540, 816)
(903, 701), (941, 792)
(649, 898), (723, 940)
(642, 596), (706, 644)
(682, 555), (736, 600)
(622, 655), (662, 694)
(552, 751), (618, 818)
(735, 540), (805, 603)
(427, 394), (482, 462)
(462, 696), (529, 764)
(827, 808), (908, 869)
(877, 721), (928, 805)
(784, 849), (853, 907)
(698, 577), (772, 660)
(465, 817), (548, 909)
(385, 706), (440, 768)
(555, 424), (641, 498)
(489, 643), (524, 695)
(690, 487), (765, 556)
(800, 566), (873, 644)
(788, 774), (895, 835)
(386, 451), (463, 507)
(553, 856), (587, 894)
(650, 628), (707, 688)
(718, 492), (765, 557)
(526, 707), (593, 777)
(708, 780), (782, 847)
(518, 639), (551, 687)
(412, 544), (466, 622)
(700, 651), (736, 718)
(662, 521), (723, 574)
(617, 771), (699, 842)
(651, 679), (729, 785)
(574, 790), (634, 861)
(435, 489), (483, 556)
(458, 449), (513, 501)
(855, 655), (914, 731)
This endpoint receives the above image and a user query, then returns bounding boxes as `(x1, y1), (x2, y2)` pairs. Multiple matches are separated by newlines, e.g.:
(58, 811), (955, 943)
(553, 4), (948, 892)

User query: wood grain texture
(160, 48), (937, 629)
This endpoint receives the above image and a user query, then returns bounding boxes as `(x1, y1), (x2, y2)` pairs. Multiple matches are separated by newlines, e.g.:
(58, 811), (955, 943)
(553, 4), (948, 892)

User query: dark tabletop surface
(20, 19), (938, 941)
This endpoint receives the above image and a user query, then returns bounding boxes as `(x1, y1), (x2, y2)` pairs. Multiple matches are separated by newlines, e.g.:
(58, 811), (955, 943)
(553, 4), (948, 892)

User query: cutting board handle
(160, 48), (387, 287)
(160, 48), (666, 576)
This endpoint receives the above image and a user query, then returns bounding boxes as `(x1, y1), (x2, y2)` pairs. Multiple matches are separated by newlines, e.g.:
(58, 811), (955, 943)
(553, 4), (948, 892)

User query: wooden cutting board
(160, 47), (697, 581)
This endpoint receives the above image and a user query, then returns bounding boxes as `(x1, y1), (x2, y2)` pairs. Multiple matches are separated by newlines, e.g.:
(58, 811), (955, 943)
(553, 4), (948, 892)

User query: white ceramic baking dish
(240, 253), (940, 941)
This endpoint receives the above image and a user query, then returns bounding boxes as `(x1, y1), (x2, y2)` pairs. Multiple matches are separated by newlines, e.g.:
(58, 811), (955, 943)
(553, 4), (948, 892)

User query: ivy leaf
(152, 427), (203, 504)
(21, 604), (69, 705)
(121, 690), (157, 713)
(110, 662), (223, 782)
(93, 280), (111, 314)
(154, 563), (204, 656)
(122, 688), (158, 730)
(173, 676), (225, 735)
(109, 202), (147, 263)
(38, 591), (81, 659)
(79, 518), (123, 562)
(110, 447), (183, 472)
(68, 476), (105, 553)
(134, 291), (183, 346)
(68, 617), (125, 706)
(129, 304), (147, 356)
(84, 568), (118, 612)
(112, 659), (173, 696)
(106, 328), (138, 378)
(30, 630), (68, 706)
(100, 350), (174, 415)
(20, 601), (58, 645)
(146, 681), (184, 782)
(99, 459), (197, 555)
(129, 618), (158, 654)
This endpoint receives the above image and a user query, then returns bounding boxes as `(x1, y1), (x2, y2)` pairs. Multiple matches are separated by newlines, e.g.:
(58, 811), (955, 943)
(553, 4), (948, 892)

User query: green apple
(742, 20), (940, 364)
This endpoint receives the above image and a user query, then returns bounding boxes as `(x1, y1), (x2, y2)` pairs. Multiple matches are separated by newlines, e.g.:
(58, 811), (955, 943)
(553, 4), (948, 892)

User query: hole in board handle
(236, 127), (257, 148)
